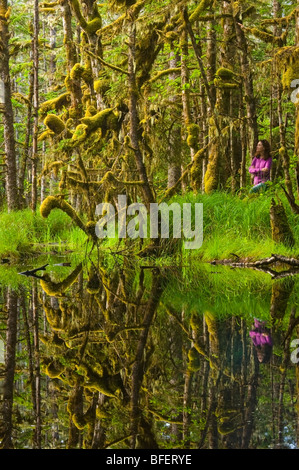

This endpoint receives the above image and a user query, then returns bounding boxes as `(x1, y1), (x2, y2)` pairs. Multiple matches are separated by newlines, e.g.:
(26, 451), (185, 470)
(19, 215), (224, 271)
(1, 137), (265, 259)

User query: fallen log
(19, 263), (49, 277)
(210, 254), (299, 268)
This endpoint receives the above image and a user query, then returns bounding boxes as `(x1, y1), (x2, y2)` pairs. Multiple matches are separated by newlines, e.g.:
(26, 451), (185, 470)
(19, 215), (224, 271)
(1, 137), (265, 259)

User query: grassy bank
(177, 191), (299, 261)
(0, 191), (298, 263)
(0, 208), (87, 261)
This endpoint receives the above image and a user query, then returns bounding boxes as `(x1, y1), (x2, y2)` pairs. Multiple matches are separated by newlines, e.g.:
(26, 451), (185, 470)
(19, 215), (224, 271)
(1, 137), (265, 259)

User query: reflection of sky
(0, 80), (4, 104)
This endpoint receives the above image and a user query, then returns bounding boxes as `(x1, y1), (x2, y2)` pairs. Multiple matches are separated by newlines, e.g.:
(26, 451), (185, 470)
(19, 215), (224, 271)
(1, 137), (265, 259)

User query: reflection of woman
(249, 140), (272, 193)
(249, 318), (273, 363)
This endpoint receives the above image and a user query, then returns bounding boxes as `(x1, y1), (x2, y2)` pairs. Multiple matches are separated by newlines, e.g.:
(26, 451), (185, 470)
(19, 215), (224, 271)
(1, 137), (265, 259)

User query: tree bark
(0, 289), (18, 448)
(0, 0), (19, 211)
(31, 0), (40, 212)
(128, 23), (155, 207)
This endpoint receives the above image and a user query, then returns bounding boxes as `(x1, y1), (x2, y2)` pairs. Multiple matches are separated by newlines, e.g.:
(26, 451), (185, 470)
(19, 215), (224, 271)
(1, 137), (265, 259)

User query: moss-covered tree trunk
(0, 289), (18, 448)
(31, 0), (40, 212)
(0, 0), (19, 211)
(128, 23), (155, 207)
(234, 13), (258, 157)
(167, 51), (181, 189)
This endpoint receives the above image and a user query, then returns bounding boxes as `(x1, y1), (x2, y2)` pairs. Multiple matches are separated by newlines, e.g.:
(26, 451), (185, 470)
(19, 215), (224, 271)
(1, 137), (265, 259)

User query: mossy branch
(261, 8), (296, 27)
(40, 196), (96, 239)
(40, 263), (83, 297)
(147, 67), (181, 84)
(78, 44), (129, 75)
(189, 0), (213, 23)
(40, 92), (71, 115)
(96, 0), (146, 36)
(69, 0), (102, 35)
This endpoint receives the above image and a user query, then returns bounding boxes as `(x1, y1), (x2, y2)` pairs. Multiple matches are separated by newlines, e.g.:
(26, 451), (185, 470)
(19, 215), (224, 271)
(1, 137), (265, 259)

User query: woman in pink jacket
(249, 140), (272, 193)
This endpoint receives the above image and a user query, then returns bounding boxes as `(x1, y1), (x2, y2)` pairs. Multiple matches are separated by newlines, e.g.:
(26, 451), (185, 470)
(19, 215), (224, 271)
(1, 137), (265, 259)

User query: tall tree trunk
(0, 289), (18, 448)
(167, 50), (181, 189)
(0, 0), (19, 211)
(128, 23), (155, 207)
(203, 19), (217, 191)
(130, 272), (163, 449)
(18, 69), (34, 206)
(31, 0), (40, 212)
(234, 15), (259, 157)
(32, 283), (41, 448)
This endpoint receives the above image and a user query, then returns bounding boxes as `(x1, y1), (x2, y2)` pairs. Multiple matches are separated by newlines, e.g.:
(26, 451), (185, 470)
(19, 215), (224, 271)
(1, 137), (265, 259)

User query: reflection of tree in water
(0, 263), (299, 449)
(38, 261), (166, 449)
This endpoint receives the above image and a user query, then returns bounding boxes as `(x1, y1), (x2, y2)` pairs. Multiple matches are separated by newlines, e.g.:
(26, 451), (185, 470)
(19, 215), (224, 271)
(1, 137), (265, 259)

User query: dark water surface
(0, 254), (298, 449)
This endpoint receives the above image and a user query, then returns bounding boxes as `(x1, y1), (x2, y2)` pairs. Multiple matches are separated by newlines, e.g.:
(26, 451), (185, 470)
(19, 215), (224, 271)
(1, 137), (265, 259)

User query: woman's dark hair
(254, 139), (271, 159)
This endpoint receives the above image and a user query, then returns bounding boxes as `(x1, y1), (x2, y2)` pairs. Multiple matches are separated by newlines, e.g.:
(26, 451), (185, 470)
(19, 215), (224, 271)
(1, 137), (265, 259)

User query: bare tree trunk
(0, 0), (19, 211)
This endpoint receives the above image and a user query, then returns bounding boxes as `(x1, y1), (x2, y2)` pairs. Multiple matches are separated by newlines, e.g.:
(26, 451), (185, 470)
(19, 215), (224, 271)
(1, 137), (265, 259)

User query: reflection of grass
(161, 262), (275, 321)
(0, 208), (87, 260)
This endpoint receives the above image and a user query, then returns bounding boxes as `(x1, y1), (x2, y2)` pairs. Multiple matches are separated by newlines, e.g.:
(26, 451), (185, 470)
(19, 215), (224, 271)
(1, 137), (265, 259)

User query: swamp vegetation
(1, 0), (299, 450)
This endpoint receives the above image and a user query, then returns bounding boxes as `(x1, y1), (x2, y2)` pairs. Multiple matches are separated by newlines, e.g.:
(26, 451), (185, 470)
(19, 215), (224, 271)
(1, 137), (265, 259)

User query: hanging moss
(187, 347), (201, 372)
(70, 63), (93, 85)
(94, 78), (111, 95)
(205, 311), (218, 341)
(275, 47), (299, 89)
(41, 265), (82, 298)
(85, 105), (97, 117)
(85, 375), (121, 398)
(38, 130), (55, 141)
(44, 114), (66, 135)
(191, 148), (205, 192)
(80, 108), (118, 135)
(40, 7), (56, 14)
(189, 0), (213, 23)
(215, 67), (237, 81)
(214, 78), (239, 89)
(87, 268), (101, 294)
(72, 123), (88, 143)
(186, 123), (199, 149)
(214, 68), (240, 89)
(242, 5), (256, 18)
(217, 411), (243, 435)
(72, 413), (87, 430)
(204, 145), (219, 193)
(40, 196), (94, 238)
(86, 17), (102, 35)
(69, 0), (102, 35)
(40, 1), (60, 7)
(45, 360), (66, 378)
(111, 0), (137, 7)
(270, 198), (295, 247)
(40, 93), (71, 115)
(248, 27), (279, 44)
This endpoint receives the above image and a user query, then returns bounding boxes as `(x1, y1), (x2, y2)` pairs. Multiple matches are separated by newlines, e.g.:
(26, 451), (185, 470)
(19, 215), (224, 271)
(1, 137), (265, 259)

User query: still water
(0, 253), (298, 449)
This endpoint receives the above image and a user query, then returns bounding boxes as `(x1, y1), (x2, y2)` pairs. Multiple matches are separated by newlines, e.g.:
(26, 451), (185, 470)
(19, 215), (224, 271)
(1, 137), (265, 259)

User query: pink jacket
(249, 157), (272, 185)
